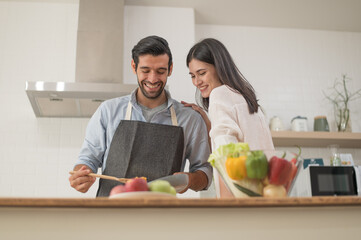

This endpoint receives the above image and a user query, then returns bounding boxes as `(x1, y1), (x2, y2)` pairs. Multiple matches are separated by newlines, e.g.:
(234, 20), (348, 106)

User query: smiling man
(69, 36), (212, 197)
(134, 54), (169, 100)
(132, 50), (170, 108)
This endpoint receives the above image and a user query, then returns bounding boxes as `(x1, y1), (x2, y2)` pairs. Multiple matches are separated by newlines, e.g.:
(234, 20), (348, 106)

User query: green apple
(148, 180), (176, 195)
(169, 186), (176, 195)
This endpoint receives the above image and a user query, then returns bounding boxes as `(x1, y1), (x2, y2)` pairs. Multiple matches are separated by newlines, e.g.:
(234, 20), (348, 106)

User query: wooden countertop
(1, 196), (361, 208)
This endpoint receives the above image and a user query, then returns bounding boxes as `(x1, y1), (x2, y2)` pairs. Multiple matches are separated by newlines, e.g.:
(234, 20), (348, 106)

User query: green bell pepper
(246, 150), (268, 179)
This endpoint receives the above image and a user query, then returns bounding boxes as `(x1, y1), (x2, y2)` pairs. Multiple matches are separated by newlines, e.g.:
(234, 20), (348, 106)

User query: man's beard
(138, 79), (165, 99)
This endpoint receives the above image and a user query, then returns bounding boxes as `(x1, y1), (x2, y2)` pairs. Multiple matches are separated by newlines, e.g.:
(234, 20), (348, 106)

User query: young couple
(69, 35), (274, 197)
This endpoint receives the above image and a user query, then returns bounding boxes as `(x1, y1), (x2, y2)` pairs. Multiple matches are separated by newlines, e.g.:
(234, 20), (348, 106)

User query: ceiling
(125, 0), (361, 32)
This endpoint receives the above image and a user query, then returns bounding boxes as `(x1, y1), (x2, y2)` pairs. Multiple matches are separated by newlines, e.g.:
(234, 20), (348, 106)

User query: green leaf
(233, 183), (262, 197)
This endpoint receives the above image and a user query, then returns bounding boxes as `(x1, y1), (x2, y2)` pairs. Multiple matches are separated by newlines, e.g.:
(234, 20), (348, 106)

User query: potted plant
(323, 74), (361, 132)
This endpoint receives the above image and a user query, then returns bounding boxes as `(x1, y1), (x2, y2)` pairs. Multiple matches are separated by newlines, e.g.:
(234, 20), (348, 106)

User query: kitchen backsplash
(0, 2), (360, 198)
(195, 24), (361, 133)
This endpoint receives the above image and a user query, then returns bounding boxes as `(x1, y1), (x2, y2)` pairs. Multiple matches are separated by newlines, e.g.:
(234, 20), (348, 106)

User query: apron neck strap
(126, 101), (178, 126)
(125, 101), (132, 120)
(170, 105), (178, 126)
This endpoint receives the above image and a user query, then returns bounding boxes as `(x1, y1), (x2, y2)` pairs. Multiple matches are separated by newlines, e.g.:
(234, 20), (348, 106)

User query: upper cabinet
(271, 131), (361, 148)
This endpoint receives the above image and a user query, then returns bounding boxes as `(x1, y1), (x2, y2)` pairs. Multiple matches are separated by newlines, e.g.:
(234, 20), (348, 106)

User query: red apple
(109, 184), (127, 196)
(125, 178), (149, 192)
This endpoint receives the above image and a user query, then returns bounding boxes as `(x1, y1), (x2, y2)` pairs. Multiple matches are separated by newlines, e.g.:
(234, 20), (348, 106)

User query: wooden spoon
(69, 171), (146, 183)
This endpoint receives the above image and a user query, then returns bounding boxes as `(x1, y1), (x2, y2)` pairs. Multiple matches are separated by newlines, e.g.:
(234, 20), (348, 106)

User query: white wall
(195, 24), (361, 164)
(0, 0), (93, 197)
(0, 2), (197, 198)
(123, 6), (196, 103)
(195, 24), (361, 132)
(0, 1), (360, 198)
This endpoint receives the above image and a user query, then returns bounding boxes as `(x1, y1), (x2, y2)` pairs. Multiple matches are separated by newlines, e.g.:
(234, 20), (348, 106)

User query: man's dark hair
(132, 35), (173, 71)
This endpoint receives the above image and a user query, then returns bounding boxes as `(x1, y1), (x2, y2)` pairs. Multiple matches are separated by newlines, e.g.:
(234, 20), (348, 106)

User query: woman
(183, 38), (274, 197)
(184, 38), (274, 151)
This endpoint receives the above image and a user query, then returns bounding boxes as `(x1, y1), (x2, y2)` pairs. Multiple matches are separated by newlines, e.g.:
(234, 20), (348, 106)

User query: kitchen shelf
(271, 131), (361, 148)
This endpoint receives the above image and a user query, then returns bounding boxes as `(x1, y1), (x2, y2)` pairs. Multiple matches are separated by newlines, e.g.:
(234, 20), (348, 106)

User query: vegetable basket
(208, 143), (302, 197)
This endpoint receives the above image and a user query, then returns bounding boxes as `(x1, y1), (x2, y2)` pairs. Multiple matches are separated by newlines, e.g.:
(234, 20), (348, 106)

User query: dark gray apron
(96, 101), (184, 197)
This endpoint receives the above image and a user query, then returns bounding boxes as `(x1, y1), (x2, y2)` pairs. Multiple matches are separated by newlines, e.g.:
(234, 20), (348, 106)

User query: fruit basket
(208, 143), (302, 197)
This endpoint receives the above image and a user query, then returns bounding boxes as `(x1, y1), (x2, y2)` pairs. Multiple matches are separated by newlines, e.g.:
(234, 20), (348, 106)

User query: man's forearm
(188, 170), (209, 191)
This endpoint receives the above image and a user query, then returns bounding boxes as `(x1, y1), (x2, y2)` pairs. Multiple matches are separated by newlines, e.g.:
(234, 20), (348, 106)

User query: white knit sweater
(209, 85), (275, 153)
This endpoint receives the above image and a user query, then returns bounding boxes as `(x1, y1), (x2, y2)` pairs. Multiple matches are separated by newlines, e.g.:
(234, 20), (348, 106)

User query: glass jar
(330, 153), (341, 166)
(328, 144), (341, 166)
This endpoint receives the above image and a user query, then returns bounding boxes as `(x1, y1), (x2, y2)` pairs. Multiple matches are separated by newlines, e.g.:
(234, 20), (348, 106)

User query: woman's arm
(208, 90), (244, 150)
(181, 101), (212, 149)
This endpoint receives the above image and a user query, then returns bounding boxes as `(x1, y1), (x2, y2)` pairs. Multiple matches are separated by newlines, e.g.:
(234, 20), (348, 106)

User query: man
(69, 36), (212, 196)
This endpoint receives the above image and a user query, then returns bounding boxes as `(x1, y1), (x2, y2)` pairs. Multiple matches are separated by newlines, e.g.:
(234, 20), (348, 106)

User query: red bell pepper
(268, 155), (293, 186)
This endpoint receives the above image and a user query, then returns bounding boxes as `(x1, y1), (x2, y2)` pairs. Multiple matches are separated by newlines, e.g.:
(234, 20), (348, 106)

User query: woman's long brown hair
(186, 38), (259, 114)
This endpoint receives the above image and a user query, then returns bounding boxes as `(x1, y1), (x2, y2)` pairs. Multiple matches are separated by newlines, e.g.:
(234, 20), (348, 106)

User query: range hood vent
(25, 0), (136, 118)
(26, 81), (136, 117)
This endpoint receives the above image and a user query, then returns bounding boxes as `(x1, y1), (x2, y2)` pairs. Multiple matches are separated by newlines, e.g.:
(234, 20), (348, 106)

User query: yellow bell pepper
(225, 155), (247, 180)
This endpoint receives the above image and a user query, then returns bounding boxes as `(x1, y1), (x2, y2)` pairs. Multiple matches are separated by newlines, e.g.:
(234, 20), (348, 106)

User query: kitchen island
(1, 196), (360, 240)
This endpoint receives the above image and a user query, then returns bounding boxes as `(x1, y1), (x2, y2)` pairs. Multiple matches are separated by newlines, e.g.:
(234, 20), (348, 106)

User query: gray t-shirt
(139, 101), (168, 122)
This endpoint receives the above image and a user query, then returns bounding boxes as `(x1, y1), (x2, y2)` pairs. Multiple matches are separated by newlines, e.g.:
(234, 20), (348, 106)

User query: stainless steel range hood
(26, 0), (137, 118)
(26, 81), (135, 117)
